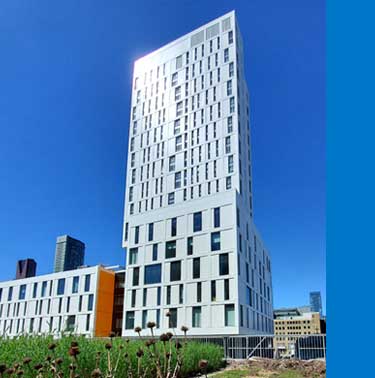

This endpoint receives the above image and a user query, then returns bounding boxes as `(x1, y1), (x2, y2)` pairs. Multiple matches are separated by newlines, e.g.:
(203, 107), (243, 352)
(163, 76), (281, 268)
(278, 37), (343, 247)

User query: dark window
(193, 258), (200, 279)
(129, 248), (138, 264)
(225, 304), (235, 326)
(66, 315), (75, 332)
(7, 287), (13, 301)
(32, 283), (38, 298)
(135, 226), (139, 244)
(170, 261), (181, 281)
(197, 282), (202, 302)
(72, 276), (79, 293)
(131, 290), (136, 307)
(152, 244), (158, 261)
(211, 232), (221, 251)
(84, 275), (91, 292)
(247, 287), (252, 306)
(144, 264), (162, 284)
(171, 217), (177, 236)
(224, 279), (230, 300)
(214, 207), (220, 227)
(41, 281), (47, 297)
(79, 296), (83, 312)
(187, 237), (193, 255)
(157, 287), (161, 305)
(19, 285), (26, 300)
(166, 286), (171, 305)
(179, 284), (184, 304)
(86, 314), (90, 331)
(125, 311), (135, 329)
(166, 241), (176, 258)
(211, 281), (216, 301)
(220, 254), (229, 276)
(143, 289), (147, 306)
(57, 279), (65, 295)
(88, 294), (94, 311)
(133, 267), (140, 286)
(148, 223), (154, 241)
(192, 306), (201, 327)
(168, 308), (177, 328)
(193, 212), (202, 232)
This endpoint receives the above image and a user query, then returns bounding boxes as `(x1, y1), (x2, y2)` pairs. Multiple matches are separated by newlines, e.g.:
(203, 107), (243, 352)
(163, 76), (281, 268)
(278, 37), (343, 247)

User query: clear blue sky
(0, 1), (325, 312)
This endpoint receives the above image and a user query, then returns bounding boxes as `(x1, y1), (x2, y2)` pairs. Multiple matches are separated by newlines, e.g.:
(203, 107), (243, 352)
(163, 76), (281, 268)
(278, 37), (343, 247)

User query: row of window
(0, 294), (94, 319)
(0, 314), (91, 335)
(125, 303), (235, 330)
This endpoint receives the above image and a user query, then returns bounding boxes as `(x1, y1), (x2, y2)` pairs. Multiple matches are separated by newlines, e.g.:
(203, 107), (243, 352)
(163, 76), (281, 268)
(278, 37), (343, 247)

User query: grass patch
(212, 370), (251, 378)
(271, 370), (304, 378)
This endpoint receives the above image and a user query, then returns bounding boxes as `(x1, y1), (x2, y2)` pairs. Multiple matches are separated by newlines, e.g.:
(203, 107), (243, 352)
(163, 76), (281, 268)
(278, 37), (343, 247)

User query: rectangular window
(171, 217), (177, 236)
(214, 207), (220, 228)
(72, 276), (79, 293)
(143, 289), (147, 306)
(84, 275), (91, 292)
(197, 282), (202, 302)
(168, 308), (177, 328)
(66, 315), (76, 332)
(125, 311), (135, 329)
(226, 176), (232, 190)
(133, 267), (139, 286)
(86, 314), (90, 331)
(225, 136), (231, 153)
(135, 226), (140, 244)
(224, 278), (230, 300)
(129, 248), (138, 265)
(166, 286), (171, 305)
(144, 264), (162, 284)
(88, 294), (94, 311)
(225, 304), (235, 326)
(228, 155), (234, 173)
(32, 283), (38, 298)
(57, 279), (65, 295)
(41, 281), (47, 297)
(152, 244), (158, 261)
(220, 253), (229, 275)
(174, 172), (182, 189)
(230, 97), (235, 113)
(169, 155), (176, 171)
(193, 258), (200, 279)
(166, 241), (176, 258)
(170, 261), (181, 281)
(168, 192), (175, 205)
(211, 232), (221, 251)
(228, 30), (233, 44)
(175, 135), (182, 151)
(187, 237), (193, 255)
(142, 310), (147, 329)
(157, 287), (161, 306)
(229, 62), (234, 77)
(211, 280), (216, 301)
(19, 285), (26, 300)
(227, 80), (232, 96)
(172, 72), (178, 86)
(148, 223), (154, 241)
(193, 211), (202, 232)
(179, 284), (184, 304)
(192, 306), (202, 327)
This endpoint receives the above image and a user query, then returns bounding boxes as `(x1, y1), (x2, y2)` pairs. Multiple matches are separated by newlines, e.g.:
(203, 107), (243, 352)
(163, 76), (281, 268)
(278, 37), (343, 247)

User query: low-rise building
(273, 308), (322, 357)
(0, 265), (117, 338)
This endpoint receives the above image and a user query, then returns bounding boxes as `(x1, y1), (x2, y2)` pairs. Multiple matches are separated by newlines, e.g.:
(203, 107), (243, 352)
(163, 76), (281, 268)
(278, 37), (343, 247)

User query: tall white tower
(122, 11), (273, 336)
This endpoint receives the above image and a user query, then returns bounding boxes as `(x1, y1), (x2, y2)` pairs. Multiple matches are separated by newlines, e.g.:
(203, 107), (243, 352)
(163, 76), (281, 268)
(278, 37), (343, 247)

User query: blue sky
(0, 0), (325, 312)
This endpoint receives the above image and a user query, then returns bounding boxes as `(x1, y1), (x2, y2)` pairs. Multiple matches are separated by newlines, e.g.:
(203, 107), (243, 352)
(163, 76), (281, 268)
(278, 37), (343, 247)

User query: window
(193, 258), (200, 279)
(230, 97), (235, 113)
(174, 172), (182, 189)
(175, 86), (181, 101)
(247, 287), (252, 306)
(131, 290), (136, 307)
(41, 281), (47, 297)
(72, 276), (79, 293)
(211, 281), (216, 301)
(211, 232), (221, 251)
(174, 119), (181, 135)
(220, 253), (229, 275)
(84, 274), (91, 292)
(227, 80), (232, 96)
(86, 314), (90, 331)
(144, 264), (162, 284)
(193, 212), (202, 232)
(192, 307), (202, 327)
(142, 310), (148, 329)
(168, 308), (177, 328)
(225, 304), (235, 326)
(166, 241), (176, 258)
(187, 237), (193, 255)
(125, 311), (135, 329)
(133, 267), (139, 286)
(170, 261), (181, 281)
(229, 62), (234, 77)
(166, 286), (171, 305)
(19, 285), (26, 300)
(228, 155), (234, 173)
(57, 279), (65, 295)
(66, 315), (76, 332)
(32, 283), (38, 298)
(228, 30), (233, 44)
(227, 116), (233, 133)
(169, 156), (176, 172)
(214, 207), (220, 228)
(135, 226), (140, 244)
(226, 176), (232, 189)
(129, 248), (138, 265)
(88, 294), (94, 311)
(197, 282), (202, 302)
(172, 72), (178, 86)
(225, 136), (231, 153)
(148, 223), (154, 241)
(175, 135), (182, 151)
(176, 101), (183, 117)
(224, 48), (229, 63)
(224, 278), (230, 299)
(152, 244), (158, 261)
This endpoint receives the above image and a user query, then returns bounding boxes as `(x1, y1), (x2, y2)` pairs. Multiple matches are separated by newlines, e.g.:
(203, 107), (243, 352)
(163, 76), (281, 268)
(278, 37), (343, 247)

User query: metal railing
(180, 334), (326, 360)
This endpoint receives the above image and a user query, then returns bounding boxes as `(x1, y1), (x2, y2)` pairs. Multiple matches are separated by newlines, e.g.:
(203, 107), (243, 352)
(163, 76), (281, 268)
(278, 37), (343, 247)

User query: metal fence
(181, 334), (326, 360)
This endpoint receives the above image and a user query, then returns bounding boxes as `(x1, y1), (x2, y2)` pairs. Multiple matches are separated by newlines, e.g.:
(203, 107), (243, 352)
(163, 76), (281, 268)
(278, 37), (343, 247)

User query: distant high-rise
(16, 259), (37, 279)
(54, 235), (85, 272)
(310, 291), (322, 315)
